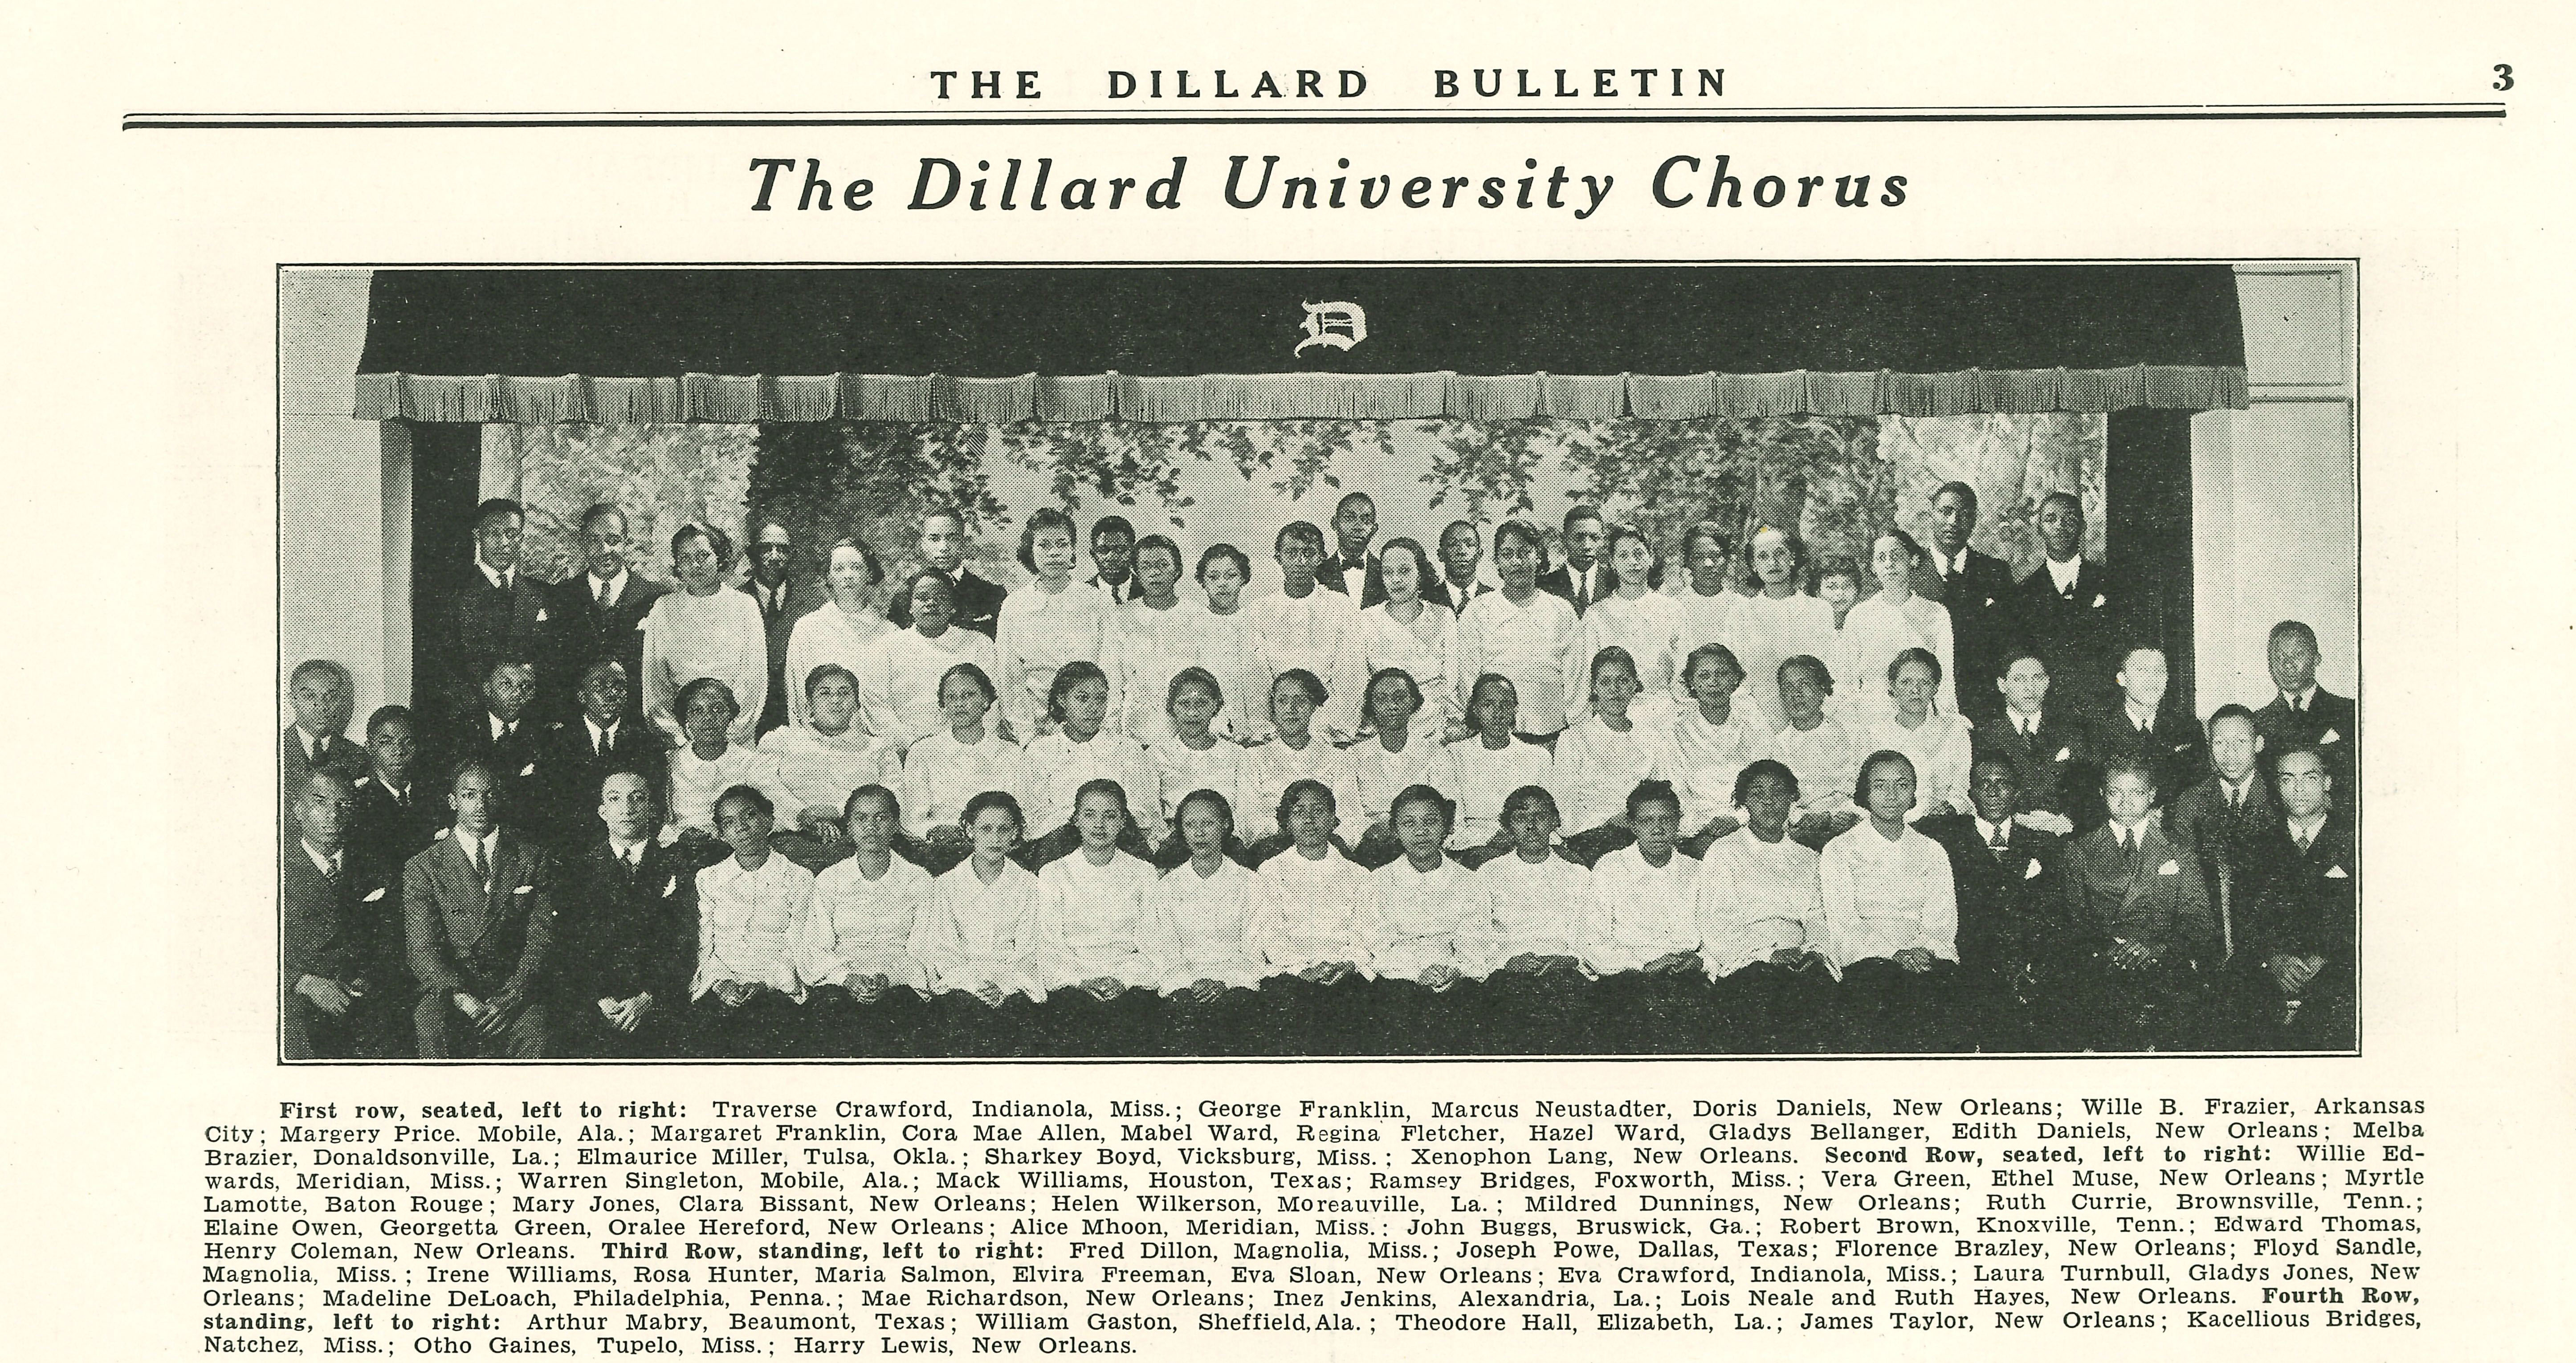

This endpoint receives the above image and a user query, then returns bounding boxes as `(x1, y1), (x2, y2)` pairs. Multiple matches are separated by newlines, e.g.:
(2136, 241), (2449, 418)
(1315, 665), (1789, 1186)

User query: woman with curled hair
(785, 538), (893, 731)
(1236, 670), (1345, 864)
(1107, 534), (1203, 744)
(1446, 674), (1553, 855)
(1694, 759), (1835, 1053)
(664, 677), (796, 854)
(897, 662), (1022, 870)
(1017, 660), (1160, 867)
(1551, 646), (1679, 863)
(1837, 528), (1958, 716)
(1570, 525), (1689, 727)
(996, 507), (1110, 739)
(1820, 750), (1961, 1051)
(1339, 667), (1462, 867)
(1188, 543), (1271, 742)
(1145, 668), (1244, 864)
(910, 789), (1046, 1055)
(1734, 525), (1835, 735)
(1355, 538), (1464, 737)
(1767, 654), (1866, 846)
(799, 784), (937, 1057)
(1149, 788), (1270, 1053)
(1029, 778), (1177, 1054)
(1460, 784), (1591, 1052)
(643, 523), (770, 746)
(1577, 779), (1712, 1053)
(1247, 779), (1377, 1052)
(761, 662), (897, 871)
(1363, 784), (1492, 1054)
(1455, 519), (1579, 741)
(1856, 648), (1974, 820)
(860, 568), (1002, 749)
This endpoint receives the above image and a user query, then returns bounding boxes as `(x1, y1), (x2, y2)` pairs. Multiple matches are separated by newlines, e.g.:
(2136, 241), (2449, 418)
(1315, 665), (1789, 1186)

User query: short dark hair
(1874, 526), (1927, 567)
(1167, 666), (1223, 714)
(940, 661), (999, 706)
(1272, 668), (1329, 709)
(1683, 643), (1744, 684)
(449, 758), (498, 793)
(1132, 533), (1182, 577)
(672, 522), (734, 571)
(1279, 778), (1337, 824)
(2268, 619), (2320, 652)
(828, 537), (884, 586)
(1606, 523), (1661, 588)
(1733, 758), (1799, 806)
(961, 789), (1024, 834)
(577, 660), (629, 693)
(1588, 645), (1640, 688)
(2205, 702), (2260, 735)
(1500, 784), (1560, 826)
(1389, 784), (1455, 834)
(803, 663), (860, 700)
(1779, 654), (1834, 694)
(363, 705), (413, 741)
(1563, 504), (1604, 534)
(843, 783), (900, 825)
(1888, 646), (1943, 689)
(676, 676), (740, 722)
(2039, 490), (2084, 520)
(579, 502), (628, 535)
(1174, 788), (1234, 832)
(1072, 777), (1131, 819)
(1995, 645), (2049, 681)
(1334, 490), (1376, 517)
(1196, 543), (1252, 584)
(1681, 520), (1732, 563)
(2099, 756), (2160, 793)
(1932, 481), (1979, 514)
(473, 498), (524, 531)
(1854, 750), (1917, 806)
(2269, 743), (2331, 781)
(1046, 660), (1111, 725)
(903, 566), (957, 614)
(1624, 778), (1682, 821)
(1275, 520), (1327, 555)
(1378, 536), (1432, 587)
(713, 787), (770, 832)
(1090, 514), (1135, 544)
(1970, 751), (2020, 784)
(1360, 668), (1425, 729)
(1019, 507), (1079, 573)
(1492, 519), (1551, 573)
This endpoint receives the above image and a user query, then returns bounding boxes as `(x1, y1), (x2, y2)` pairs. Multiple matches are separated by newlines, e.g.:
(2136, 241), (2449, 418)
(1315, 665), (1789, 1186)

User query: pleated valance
(355, 265), (2248, 423)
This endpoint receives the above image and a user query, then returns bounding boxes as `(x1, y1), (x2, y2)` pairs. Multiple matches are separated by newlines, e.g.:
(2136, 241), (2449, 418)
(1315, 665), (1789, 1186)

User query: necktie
(468, 836), (489, 888)
(596, 577), (610, 607)
(1989, 825), (2009, 860)
(2120, 829), (2139, 875)
(2295, 829), (2313, 854)
(2228, 787), (2242, 812)
(324, 853), (342, 890)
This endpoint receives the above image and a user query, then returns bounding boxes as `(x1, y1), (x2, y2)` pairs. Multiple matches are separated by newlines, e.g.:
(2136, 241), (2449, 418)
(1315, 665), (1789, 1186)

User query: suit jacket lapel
(2120, 824), (2165, 908)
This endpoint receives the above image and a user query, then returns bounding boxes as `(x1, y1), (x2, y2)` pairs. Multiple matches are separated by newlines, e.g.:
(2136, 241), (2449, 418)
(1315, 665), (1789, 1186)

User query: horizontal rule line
(126, 103), (2507, 130)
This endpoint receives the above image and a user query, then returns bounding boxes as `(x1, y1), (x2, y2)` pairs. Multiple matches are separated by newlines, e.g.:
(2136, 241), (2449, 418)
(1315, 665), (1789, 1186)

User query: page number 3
(2494, 65), (2513, 91)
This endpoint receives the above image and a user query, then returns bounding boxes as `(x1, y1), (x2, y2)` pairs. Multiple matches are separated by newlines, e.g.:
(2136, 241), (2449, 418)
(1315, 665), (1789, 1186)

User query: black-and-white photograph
(277, 261), (2358, 1062)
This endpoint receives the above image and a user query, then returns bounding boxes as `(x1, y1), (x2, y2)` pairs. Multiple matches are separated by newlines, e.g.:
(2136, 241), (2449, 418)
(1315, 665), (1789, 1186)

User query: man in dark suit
(2251, 619), (2357, 793)
(1316, 492), (1386, 608)
(1537, 505), (1616, 615)
(739, 519), (815, 737)
(2164, 704), (2280, 950)
(1919, 753), (2062, 1044)
(2006, 491), (2122, 718)
(2048, 759), (2217, 1050)
(434, 498), (553, 728)
(556, 770), (698, 1058)
(404, 761), (557, 1058)
(441, 659), (548, 821)
(282, 659), (367, 805)
(2091, 646), (2205, 816)
(1911, 482), (2018, 695)
(350, 705), (444, 875)
(1974, 647), (2093, 823)
(542, 502), (667, 722)
(889, 506), (1007, 639)
(536, 661), (668, 850)
(2228, 746), (2356, 1050)
(1086, 514), (1139, 605)
(283, 770), (405, 1059)
(1427, 519), (1490, 612)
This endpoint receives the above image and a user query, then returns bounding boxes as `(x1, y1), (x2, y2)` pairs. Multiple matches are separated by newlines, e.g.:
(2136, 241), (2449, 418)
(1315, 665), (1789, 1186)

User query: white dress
(995, 579), (1110, 735)
(1192, 604), (1274, 743)
(1455, 589), (1580, 736)
(1445, 736), (1554, 848)
(1735, 591), (1838, 726)
(759, 724), (895, 826)
(1150, 858), (1269, 992)
(1247, 587), (1366, 737)
(642, 588), (770, 745)
(666, 743), (796, 838)
(800, 855), (935, 991)
(1337, 732), (1464, 832)
(1355, 601), (1463, 731)
(1570, 591), (1690, 726)
(1149, 735), (1248, 832)
(1836, 593), (1958, 716)
(1577, 845), (1704, 974)
(860, 626), (1001, 749)
(1465, 852), (1591, 975)
(1368, 857), (1492, 982)
(1236, 735), (1347, 842)
(1668, 703), (1771, 831)
(783, 603), (894, 730)
(1694, 832), (1830, 977)
(1030, 851), (1177, 990)
(1768, 717), (1866, 822)
(896, 726), (1024, 841)
(1550, 713), (1678, 835)
(1106, 596), (1207, 745)
(1818, 822), (1959, 968)
(1855, 703), (1976, 821)
(912, 859), (1044, 1001)
(1248, 848), (1378, 975)
(692, 855), (815, 1000)
(1019, 730), (1160, 838)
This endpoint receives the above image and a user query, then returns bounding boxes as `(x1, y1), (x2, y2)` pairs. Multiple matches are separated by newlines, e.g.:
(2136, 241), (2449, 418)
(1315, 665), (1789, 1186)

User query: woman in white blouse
(897, 661), (1022, 870)
(861, 569), (1002, 750)
(995, 507), (1110, 739)
(1364, 785), (1492, 1053)
(1670, 644), (1770, 853)
(1107, 535), (1203, 745)
(1339, 668), (1462, 864)
(1355, 538), (1463, 737)
(1455, 520), (1579, 741)
(663, 677), (797, 853)
(1028, 779), (1177, 1054)
(643, 523), (770, 747)
(1018, 661), (1161, 865)
(1190, 544), (1272, 743)
(910, 790), (1046, 1056)
(1247, 779), (1376, 1053)
(1670, 522), (1752, 704)
(1733, 525), (1836, 735)
(760, 664), (896, 871)
(1463, 784), (1592, 1053)
(1858, 648), (1974, 821)
(799, 784), (936, 1056)
(1570, 526), (1688, 728)
(784, 538), (893, 731)
(1577, 779), (1711, 1053)
(1694, 759), (1836, 1053)
(1236, 670), (1346, 861)
(689, 785), (815, 1057)
(1837, 530), (1958, 716)
(1146, 667), (1244, 860)
(1819, 750), (1962, 1051)
(1446, 674), (1553, 854)
(1552, 646), (1678, 861)
(1149, 789), (1270, 1054)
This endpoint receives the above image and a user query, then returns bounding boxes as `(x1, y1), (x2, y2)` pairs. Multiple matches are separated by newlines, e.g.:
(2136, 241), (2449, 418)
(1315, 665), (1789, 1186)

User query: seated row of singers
(283, 719), (2351, 1060)
(424, 481), (2261, 763)
(290, 604), (2347, 896)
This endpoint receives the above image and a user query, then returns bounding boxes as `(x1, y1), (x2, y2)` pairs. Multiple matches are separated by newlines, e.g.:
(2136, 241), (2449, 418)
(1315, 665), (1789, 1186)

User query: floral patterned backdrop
(488, 412), (2105, 593)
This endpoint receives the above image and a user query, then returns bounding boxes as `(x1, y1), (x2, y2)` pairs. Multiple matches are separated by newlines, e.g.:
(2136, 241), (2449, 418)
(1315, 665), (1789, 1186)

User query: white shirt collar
(302, 840), (342, 878)
(587, 716), (618, 747)
(2282, 684), (2318, 711)
(2108, 817), (2152, 846)
(2218, 771), (2257, 804)
(608, 837), (647, 864)
(2045, 556), (2080, 593)
(2008, 707), (2043, 736)
(1936, 545), (1968, 577)
(1973, 815), (2009, 845)
(489, 711), (518, 741)
(475, 556), (513, 591)
(2286, 811), (2328, 844)
(294, 725), (328, 759)
(453, 826), (498, 859)
(588, 566), (628, 600)
(2124, 701), (2160, 731)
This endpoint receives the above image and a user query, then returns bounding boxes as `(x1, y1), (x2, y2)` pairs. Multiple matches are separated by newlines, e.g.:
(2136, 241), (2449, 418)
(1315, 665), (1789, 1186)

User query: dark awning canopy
(354, 264), (2247, 424)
